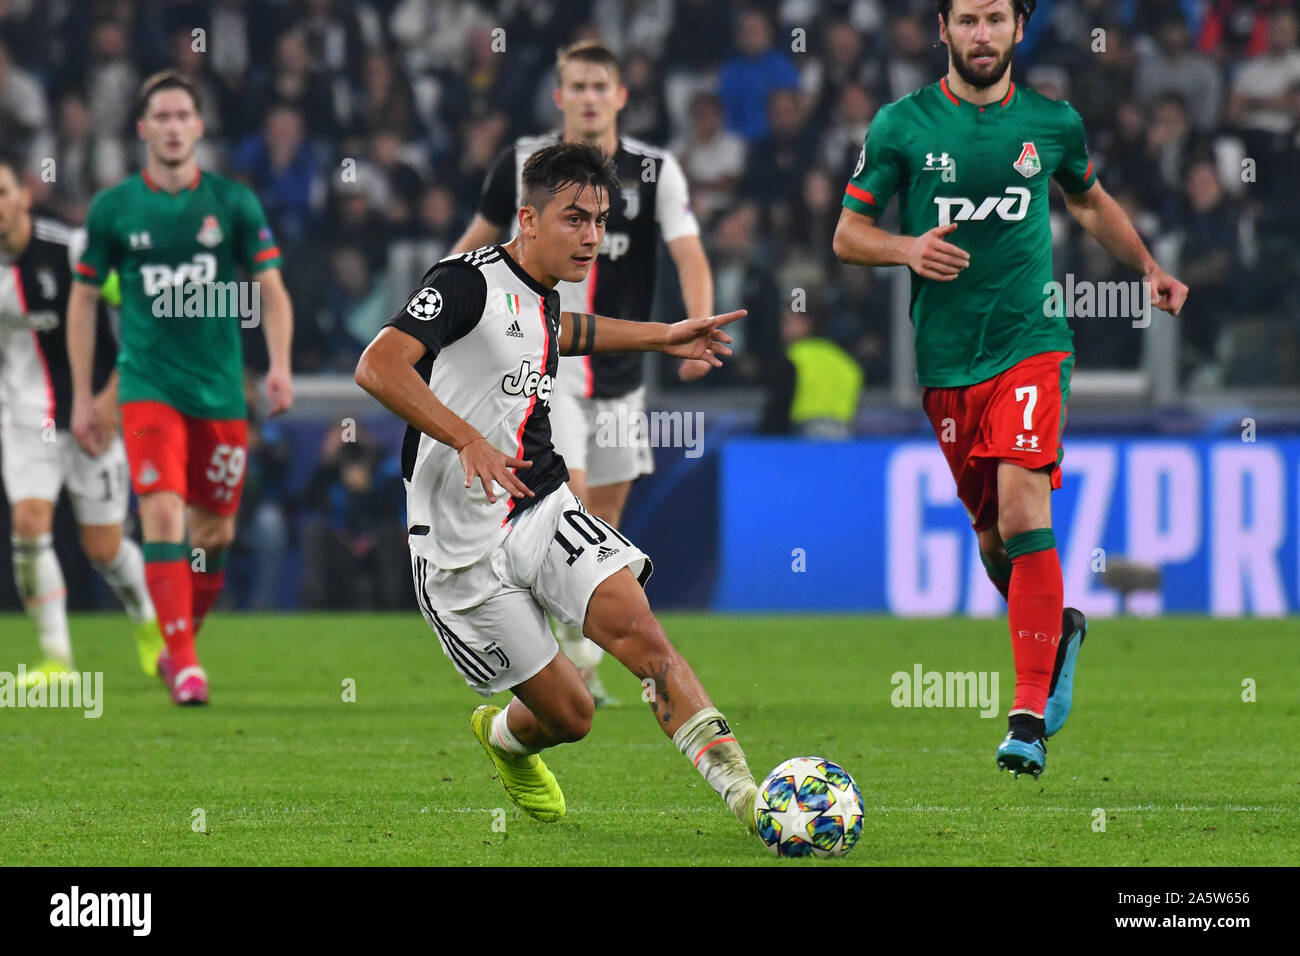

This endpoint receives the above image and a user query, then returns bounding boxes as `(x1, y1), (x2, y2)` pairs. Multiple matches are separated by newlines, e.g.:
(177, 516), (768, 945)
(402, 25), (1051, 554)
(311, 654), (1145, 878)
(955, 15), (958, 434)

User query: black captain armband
(568, 312), (597, 355)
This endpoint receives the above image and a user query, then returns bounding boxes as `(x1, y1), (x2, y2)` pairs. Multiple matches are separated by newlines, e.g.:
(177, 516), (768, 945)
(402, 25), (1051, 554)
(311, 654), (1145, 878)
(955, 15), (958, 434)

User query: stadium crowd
(2, 0), (1299, 609)
(5, 0), (1299, 392)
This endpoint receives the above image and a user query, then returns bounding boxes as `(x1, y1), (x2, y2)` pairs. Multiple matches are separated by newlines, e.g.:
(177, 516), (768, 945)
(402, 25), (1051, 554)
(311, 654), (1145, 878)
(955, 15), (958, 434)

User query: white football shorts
(0, 420), (129, 526)
(548, 385), (655, 487)
(411, 484), (653, 697)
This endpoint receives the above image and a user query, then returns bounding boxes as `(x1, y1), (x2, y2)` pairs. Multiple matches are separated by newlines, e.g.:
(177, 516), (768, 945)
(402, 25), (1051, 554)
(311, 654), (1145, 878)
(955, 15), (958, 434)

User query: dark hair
(521, 142), (620, 213)
(135, 70), (202, 119)
(936, 0), (1036, 22)
(555, 40), (621, 84)
(0, 149), (25, 183)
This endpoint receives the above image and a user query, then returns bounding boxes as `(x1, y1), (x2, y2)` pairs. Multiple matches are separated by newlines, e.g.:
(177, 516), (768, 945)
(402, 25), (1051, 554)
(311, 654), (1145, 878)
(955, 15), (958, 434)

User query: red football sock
(1005, 530), (1063, 717)
(191, 568), (226, 637)
(143, 548), (197, 671)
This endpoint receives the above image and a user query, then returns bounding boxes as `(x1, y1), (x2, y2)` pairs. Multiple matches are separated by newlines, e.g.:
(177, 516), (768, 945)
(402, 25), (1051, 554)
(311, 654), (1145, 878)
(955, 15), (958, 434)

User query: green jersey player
(66, 71), (295, 705)
(832, 0), (1187, 776)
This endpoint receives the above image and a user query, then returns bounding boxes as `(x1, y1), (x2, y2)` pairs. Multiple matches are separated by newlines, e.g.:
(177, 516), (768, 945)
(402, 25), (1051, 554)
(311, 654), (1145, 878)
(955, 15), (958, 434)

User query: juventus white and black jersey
(478, 132), (699, 399)
(383, 244), (569, 571)
(0, 216), (116, 430)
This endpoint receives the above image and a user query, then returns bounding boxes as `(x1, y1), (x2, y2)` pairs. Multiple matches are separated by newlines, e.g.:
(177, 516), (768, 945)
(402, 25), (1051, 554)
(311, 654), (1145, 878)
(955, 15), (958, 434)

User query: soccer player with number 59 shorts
(67, 71), (295, 705)
(356, 142), (758, 830)
(833, 0), (1188, 776)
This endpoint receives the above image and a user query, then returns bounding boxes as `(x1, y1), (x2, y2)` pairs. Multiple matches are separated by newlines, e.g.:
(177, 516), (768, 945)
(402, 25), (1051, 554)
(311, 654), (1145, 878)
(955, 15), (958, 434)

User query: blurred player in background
(358, 142), (757, 832)
(67, 71), (294, 705)
(0, 153), (160, 682)
(833, 0), (1187, 775)
(451, 41), (713, 706)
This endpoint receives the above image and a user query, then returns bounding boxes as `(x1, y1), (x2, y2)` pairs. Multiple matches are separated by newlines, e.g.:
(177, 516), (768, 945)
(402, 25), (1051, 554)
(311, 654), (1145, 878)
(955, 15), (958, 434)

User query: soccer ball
(754, 756), (864, 858)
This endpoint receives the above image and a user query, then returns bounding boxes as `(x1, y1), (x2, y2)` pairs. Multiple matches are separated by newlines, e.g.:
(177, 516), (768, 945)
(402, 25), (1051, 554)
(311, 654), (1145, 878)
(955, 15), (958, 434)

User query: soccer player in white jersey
(452, 41), (715, 705)
(0, 153), (161, 682)
(356, 142), (757, 830)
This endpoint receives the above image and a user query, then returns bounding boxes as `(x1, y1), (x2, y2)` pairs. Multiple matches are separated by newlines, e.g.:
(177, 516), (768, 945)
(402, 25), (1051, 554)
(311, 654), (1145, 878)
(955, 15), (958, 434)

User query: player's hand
(662, 309), (746, 367)
(907, 223), (970, 281)
(265, 365), (294, 416)
(71, 394), (107, 457)
(678, 358), (714, 381)
(1145, 265), (1188, 316)
(458, 435), (534, 504)
(92, 389), (119, 441)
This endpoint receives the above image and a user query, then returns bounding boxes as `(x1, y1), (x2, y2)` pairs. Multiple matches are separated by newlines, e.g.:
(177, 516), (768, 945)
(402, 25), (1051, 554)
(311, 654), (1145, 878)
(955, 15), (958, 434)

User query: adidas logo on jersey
(505, 320), (524, 338)
(595, 545), (618, 563)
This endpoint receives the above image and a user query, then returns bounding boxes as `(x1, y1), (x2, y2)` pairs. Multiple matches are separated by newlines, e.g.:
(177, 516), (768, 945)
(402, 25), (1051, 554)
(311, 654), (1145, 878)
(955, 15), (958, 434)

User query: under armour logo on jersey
(1015, 433), (1039, 449)
(129, 232), (152, 249)
(505, 319), (524, 338)
(406, 287), (443, 321)
(922, 152), (957, 181)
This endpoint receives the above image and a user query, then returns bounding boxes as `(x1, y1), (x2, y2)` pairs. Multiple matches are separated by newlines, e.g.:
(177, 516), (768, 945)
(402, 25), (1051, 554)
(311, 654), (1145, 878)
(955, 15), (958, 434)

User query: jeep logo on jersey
(140, 253), (217, 295)
(934, 187), (1031, 226)
(1013, 142), (1042, 178)
(406, 287), (443, 321)
(600, 232), (631, 260)
(502, 359), (553, 402)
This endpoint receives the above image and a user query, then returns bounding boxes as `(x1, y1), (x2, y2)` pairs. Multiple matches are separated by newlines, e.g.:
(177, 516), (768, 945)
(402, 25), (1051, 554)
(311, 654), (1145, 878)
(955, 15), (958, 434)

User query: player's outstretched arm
(355, 327), (533, 503)
(558, 309), (745, 367)
(1062, 181), (1188, 316)
(667, 234), (717, 382)
(832, 207), (970, 281)
(67, 280), (107, 456)
(257, 268), (295, 414)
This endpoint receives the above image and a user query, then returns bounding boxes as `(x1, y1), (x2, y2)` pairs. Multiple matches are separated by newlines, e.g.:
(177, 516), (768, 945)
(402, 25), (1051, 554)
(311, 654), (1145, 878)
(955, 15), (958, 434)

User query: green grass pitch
(1, 612), (1296, 866)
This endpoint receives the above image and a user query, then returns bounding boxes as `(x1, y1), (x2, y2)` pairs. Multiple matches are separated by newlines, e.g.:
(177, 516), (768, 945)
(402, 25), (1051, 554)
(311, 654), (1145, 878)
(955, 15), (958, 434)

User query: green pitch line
(0, 613), (1296, 866)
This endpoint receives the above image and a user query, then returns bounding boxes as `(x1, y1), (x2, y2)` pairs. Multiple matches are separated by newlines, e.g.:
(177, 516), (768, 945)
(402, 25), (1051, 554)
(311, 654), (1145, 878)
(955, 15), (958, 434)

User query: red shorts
(921, 351), (1074, 532)
(120, 400), (249, 517)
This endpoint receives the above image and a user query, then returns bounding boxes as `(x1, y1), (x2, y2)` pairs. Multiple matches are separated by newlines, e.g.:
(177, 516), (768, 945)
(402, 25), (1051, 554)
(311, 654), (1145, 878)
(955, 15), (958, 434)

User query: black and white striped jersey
(478, 132), (699, 399)
(382, 244), (569, 570)
(0, 215), (116, 430)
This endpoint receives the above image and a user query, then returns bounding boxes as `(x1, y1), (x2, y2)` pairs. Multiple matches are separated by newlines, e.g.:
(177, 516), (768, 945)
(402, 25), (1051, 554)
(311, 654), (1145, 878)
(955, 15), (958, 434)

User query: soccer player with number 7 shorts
(833, 0), (1187, 776)
(355, 142), (758, 830)
(66, 71), (295, 705)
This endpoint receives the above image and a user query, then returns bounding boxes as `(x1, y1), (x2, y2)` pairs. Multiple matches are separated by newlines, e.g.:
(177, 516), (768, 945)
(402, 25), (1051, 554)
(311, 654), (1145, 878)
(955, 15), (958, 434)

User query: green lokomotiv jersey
(843, 78), (1096, 388)
(75, 169), (281, 419)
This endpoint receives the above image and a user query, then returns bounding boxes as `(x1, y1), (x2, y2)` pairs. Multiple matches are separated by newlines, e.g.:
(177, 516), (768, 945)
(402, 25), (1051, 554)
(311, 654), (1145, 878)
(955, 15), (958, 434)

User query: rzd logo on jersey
(141, 254), (217, 295)
(502, 359), (553, 402)
(934, 187), (1030, 226)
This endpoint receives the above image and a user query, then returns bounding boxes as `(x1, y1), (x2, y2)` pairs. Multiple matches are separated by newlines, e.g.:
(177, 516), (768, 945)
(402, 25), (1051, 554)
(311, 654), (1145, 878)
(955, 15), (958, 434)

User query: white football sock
(673, 707), (757, 822)
(12, 534), (72, 665)
(92, 537), (156, 623)
(491, 706), (539, 756)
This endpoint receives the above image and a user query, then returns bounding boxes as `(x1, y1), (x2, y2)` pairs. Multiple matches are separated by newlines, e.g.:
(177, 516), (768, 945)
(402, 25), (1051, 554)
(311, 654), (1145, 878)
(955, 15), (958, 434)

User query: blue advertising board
(717, 438), (1300, 617)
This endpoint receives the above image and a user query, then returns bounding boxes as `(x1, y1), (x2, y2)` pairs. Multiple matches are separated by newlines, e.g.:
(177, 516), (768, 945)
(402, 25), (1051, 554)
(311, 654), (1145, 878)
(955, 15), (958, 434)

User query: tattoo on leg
(636, 659), (672, 723)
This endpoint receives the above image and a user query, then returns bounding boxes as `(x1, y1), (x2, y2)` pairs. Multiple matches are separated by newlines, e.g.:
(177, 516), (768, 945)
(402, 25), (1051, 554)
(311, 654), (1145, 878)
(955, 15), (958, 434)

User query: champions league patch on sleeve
(407, 287), (443, 320)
